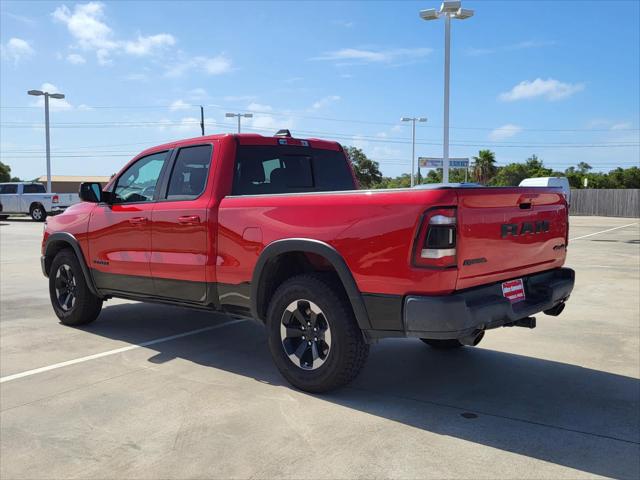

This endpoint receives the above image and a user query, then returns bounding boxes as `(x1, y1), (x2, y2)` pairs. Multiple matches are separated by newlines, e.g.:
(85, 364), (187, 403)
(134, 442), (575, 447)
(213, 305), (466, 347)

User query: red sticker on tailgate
(502, 279), (526, 303)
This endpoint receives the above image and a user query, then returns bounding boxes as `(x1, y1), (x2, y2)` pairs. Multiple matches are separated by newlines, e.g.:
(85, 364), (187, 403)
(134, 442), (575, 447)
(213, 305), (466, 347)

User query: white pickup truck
(0, 182), (75, 221)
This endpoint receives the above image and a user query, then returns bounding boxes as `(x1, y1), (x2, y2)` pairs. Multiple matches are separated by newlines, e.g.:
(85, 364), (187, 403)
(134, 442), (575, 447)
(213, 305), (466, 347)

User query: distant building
(35, 175), (112, 194)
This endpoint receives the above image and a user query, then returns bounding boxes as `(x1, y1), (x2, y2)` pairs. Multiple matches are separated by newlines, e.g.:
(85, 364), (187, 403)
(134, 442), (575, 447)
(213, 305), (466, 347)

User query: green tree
(577, 162), (592, 174)
(0, 161), (12, 182)
(490, 154), (553, 186)
(472, 149), (497, 185)
(423, 168), (470, 184)
(345, 146), (383, 189)
(0, 162), (20, 182)
(377, 173), (412, 189)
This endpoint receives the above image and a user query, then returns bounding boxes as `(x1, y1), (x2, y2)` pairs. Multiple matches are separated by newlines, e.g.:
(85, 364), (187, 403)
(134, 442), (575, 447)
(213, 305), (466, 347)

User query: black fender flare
(44, 232), (101, 297)
(250, 238), (371, 331)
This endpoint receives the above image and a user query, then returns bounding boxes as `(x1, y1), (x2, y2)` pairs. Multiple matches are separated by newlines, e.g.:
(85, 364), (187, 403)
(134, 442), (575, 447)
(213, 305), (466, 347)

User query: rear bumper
(402, 268), (574, 340)
(49, 206), (68, 215)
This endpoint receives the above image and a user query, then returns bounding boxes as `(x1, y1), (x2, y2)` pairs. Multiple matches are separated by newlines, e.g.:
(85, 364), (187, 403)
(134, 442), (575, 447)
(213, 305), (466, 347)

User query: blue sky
(1, 0), (639, 180)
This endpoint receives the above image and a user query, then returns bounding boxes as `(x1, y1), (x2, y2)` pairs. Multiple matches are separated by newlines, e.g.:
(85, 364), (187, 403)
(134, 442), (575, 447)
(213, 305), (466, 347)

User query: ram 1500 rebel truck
(41, 132), (574, 392)
(0, 182), (74, 221)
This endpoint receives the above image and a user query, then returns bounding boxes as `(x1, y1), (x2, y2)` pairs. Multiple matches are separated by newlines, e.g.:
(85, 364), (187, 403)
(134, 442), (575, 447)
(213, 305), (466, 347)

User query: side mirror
(79, 182), (103, 203)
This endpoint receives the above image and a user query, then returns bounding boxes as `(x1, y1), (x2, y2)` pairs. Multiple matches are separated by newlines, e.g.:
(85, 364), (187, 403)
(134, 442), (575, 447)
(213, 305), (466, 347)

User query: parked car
(40, 132), (575, 392)
(0, 182), (75, 221)
(519, 177), (571, 204)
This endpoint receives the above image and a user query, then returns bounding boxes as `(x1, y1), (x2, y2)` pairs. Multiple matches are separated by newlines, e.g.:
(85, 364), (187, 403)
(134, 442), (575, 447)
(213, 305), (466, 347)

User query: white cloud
(124, 33), (175, 55)
(488, 124), (523, 141)
(311, 95), (340, 110)
(246, 102), (273, 112)
(66, 53), (86, 64)
(124, 73), (148, 81)
(467, 40), (555, 56)
(166, 54), (232, 77)
(499, 78), (584, 101)
(242, 103), (295, 133)
(200, 55), (232, 75)
(3, 12), (37, 26)
(52, 2), (175, 64)
(169, 99), (191, 111)
(29, 83), (73, 111)
(312, 47), (431, 64)
(1, 37), (35, 64)
(188, 88), (208, 100)
(223, 95), (257, 103)
(52, 3), (116, 51)
(332, 20), (354, 28)
(77, 104), (93, 111)
(610, 122), (632, 131)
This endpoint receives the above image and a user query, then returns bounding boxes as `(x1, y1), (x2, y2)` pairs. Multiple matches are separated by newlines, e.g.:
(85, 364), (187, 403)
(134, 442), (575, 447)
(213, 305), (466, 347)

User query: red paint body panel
(43, 133), (569, 305)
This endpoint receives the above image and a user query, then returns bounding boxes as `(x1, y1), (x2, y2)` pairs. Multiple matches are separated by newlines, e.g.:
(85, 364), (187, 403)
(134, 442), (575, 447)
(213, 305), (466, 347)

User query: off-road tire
(49, 249), (102, 326)
(266, 273), (369, 393)
(420, 338), (465, 349)
(30, 204), (47, 222)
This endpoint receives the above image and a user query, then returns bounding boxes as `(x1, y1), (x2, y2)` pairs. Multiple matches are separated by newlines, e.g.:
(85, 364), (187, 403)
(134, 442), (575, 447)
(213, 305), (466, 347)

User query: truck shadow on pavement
(80, 302), (639, 479)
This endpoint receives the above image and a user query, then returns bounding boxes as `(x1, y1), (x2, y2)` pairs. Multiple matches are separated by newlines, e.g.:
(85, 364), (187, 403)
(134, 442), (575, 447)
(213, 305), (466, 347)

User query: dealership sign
(419, 157), (469, 168)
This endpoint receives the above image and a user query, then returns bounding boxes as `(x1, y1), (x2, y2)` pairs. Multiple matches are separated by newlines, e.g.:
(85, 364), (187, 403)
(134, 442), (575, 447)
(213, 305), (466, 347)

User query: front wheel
(49, 249), (102, 326)
(266, 273), (369, 393)
(30, 204), (46, 222)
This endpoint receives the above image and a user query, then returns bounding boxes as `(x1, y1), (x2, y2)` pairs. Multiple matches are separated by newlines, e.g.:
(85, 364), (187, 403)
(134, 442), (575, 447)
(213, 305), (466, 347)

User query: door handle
(178, 215), (201, 225)
(129, 216), (148, 225)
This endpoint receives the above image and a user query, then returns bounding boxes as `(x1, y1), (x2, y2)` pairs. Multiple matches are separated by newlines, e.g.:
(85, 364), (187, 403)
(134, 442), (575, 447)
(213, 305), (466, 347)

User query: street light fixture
(420, 1), (474, 184)
(401, 116), (427, 187)
(225, 112), (253, 133)
(28, 88), (66, 193)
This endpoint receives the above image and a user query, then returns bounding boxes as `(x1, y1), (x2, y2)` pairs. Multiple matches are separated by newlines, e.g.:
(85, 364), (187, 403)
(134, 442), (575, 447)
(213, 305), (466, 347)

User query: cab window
(165, 145), (212, 200)
(113, 151), (167, 204)
(23, 184), (46, 194)
(0, 184), (18, 194)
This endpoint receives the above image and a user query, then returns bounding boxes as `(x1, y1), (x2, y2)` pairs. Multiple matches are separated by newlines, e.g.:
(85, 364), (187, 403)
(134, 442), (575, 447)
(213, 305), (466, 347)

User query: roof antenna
(275, 129), (292, 137)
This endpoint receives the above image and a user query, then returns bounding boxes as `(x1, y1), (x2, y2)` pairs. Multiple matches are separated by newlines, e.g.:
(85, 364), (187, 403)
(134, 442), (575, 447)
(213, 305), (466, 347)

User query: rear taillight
(52, 195), (59, 203)
(413, 208), (457, 268)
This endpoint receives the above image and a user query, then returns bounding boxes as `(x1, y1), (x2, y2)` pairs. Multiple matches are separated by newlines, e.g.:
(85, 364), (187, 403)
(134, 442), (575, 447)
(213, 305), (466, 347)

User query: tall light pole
(401, 117), (427, 187)
(420, 1), (473, 184)
(225, 112), (253, 133)
(28, 89), (66, 193)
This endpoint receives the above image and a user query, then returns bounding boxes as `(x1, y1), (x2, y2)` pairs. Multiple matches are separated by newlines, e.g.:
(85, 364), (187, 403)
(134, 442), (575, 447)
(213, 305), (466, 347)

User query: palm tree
(472, 150), (497, 185)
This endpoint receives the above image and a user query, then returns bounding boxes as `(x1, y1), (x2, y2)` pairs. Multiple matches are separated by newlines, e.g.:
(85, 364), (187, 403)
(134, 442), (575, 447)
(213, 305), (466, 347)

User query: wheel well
(255, 251), (345, 321)
(43, 241), (74, 276)
(30, 202), (44, 213)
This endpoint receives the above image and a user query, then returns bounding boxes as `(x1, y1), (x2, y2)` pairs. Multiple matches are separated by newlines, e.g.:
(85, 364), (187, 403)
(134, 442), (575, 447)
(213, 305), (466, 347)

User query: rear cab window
(23, 184), (46, 194)
(232, 144), (355, 196)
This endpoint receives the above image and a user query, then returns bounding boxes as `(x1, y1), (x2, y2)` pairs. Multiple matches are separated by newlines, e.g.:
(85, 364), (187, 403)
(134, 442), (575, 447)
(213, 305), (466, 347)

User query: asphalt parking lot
(1, 216), (638, 479)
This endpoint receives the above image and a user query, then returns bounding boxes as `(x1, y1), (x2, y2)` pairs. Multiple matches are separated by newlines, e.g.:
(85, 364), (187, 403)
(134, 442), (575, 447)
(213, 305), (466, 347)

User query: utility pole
(28, 88), (66, 193)
(225, 112), (253, 133)
(401, 117), (427, 187)
(420, 1), (474, 184)
(200, 106), (205, 136)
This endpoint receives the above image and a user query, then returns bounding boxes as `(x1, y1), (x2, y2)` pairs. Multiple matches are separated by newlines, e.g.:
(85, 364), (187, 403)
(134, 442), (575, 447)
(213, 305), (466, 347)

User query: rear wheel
(420, 338), (465, 349)
(266, 273), (369, 393)
(30, 204), (46, 222)
(49, 249), (102, 326)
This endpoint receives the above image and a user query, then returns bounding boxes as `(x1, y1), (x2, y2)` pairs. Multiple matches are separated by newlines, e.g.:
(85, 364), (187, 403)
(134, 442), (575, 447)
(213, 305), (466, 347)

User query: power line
(2, 104), (638, 132)
(1, 122), (639, 148)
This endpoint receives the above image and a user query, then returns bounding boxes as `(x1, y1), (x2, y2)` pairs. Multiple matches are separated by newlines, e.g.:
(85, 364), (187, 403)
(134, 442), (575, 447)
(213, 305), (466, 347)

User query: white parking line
(0, 319), (247, 384)
(570, 222), (638, 241)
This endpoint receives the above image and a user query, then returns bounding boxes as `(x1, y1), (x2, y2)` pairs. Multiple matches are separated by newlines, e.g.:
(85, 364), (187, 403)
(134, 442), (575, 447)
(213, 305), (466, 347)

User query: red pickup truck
(41, 132), (574, 392)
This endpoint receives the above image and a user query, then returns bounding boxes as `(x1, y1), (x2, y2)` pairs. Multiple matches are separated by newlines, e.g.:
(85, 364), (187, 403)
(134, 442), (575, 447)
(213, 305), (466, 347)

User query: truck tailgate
(456, 188), (568, 290)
